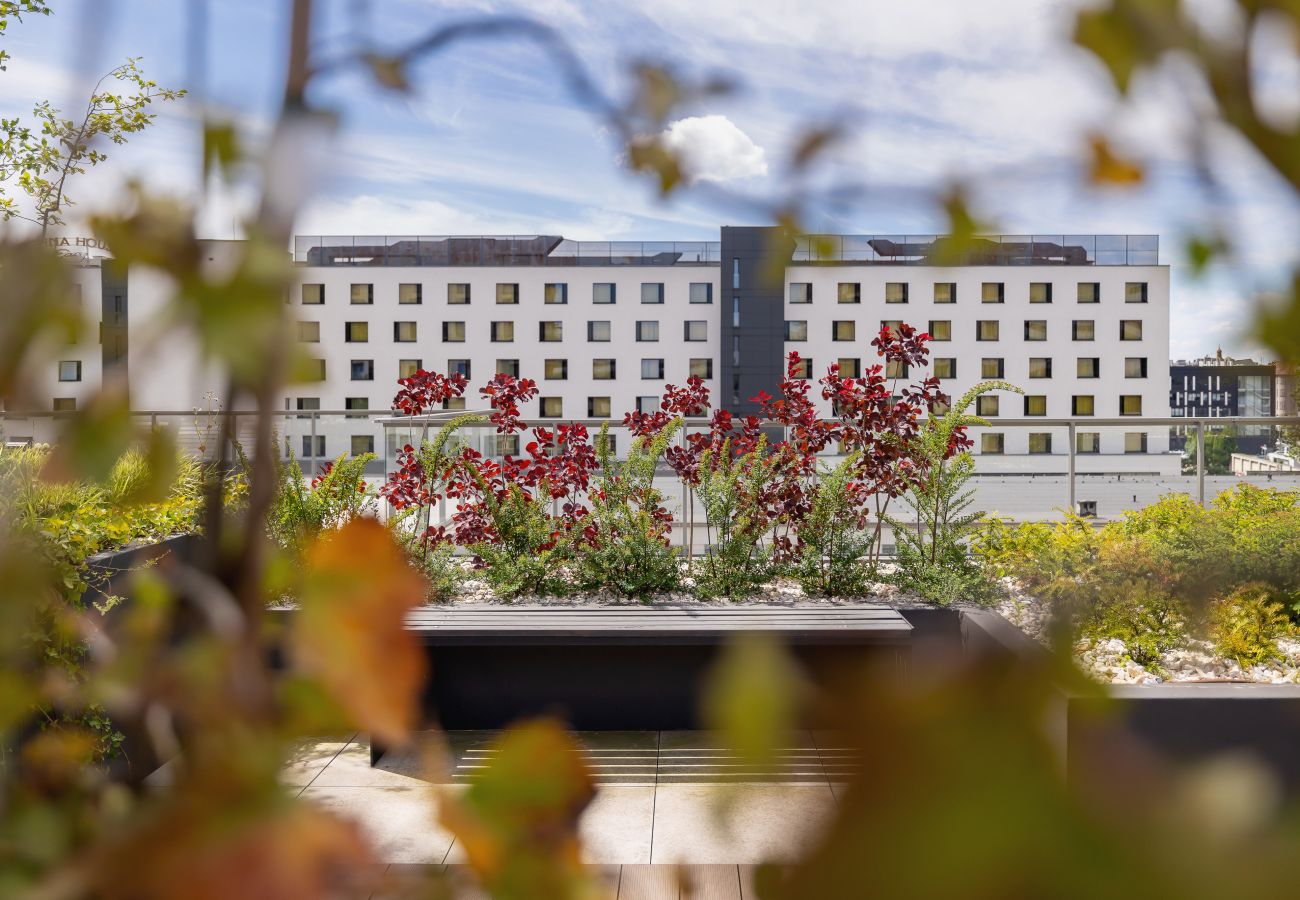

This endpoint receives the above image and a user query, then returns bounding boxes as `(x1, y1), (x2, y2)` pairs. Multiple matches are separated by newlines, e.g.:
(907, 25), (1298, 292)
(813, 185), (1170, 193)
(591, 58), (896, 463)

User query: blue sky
(2, 0), (1298, 360)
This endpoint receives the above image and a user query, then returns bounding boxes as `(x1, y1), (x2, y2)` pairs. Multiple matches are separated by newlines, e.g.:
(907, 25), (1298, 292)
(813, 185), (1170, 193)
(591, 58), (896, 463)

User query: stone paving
(287, 730), (852, 872)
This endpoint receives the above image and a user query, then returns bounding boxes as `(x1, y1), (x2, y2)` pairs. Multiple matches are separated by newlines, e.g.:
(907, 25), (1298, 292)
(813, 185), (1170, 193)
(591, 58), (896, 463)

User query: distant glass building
(1170, 349), (1277, 454)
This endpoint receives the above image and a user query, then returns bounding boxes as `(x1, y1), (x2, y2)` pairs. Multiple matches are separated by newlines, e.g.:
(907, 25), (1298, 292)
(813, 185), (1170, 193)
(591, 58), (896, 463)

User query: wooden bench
(373, 605), (911, 764)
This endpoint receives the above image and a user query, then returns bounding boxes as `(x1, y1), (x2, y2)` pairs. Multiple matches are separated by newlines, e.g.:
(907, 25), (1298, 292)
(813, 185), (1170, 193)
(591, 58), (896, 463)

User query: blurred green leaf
(702, 633), (805, 769)
(201, 119), (241, 182)
(41, 386), (135, 485)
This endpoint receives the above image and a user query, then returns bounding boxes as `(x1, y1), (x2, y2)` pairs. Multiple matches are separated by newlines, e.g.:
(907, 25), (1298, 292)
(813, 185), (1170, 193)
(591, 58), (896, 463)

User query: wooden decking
(404, 604), (912, 645)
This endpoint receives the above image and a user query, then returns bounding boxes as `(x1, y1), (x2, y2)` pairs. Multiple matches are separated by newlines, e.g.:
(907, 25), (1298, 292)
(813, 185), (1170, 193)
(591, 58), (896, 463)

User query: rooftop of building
(291, 232), (1160, 267)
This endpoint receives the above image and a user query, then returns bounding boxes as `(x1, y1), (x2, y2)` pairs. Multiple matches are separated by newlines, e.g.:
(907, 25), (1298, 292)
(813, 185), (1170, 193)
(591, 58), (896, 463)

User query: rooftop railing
(791, 234), (1159, 266)
(292, 235), (721, 267)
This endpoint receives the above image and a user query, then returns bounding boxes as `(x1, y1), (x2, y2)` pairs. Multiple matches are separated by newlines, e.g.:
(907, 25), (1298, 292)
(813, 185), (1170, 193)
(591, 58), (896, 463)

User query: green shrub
(1075, 579), (1187, 671)
(470, 482), (572, 599)
(1209, 582), (1292, 668)
(971, 513), (1102, 604)
(415, 540), (463, 603)
(793, 453), (874, 597)
(693, 438), (779, 600)
(576, 422), (682, 598)
(267, 450), (375, 554)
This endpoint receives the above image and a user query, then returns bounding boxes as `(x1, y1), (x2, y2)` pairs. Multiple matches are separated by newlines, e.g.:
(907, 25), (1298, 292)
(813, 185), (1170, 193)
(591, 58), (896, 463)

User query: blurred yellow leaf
(364, 53), (409, 92)
(291, 519), (427, 747)
(627, 136), (684, 195)
(1088, 133), (1144, 185)
(439, 719), (602, 900)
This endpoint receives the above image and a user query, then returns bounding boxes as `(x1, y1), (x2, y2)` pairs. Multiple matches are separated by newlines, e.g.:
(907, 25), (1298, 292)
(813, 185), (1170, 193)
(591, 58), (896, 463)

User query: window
(296, 397), (320, 414)
(394, 321), (417, 342)
(58, 360), (81, 382)
(838, 357), (861, 378)
(443, 321), (466, 342)
(1077, 432), (1100, 454)
(447, 359), (470, 379)
(641, 283), (664, 304)
(545, 283), (568, 304)
(593, 283), (616, 305)
(732, 296), (740, 328)
(540, 321), (564, 342)
(1125, 357), (1148, 378)
(1072, 395), (1095, 416)
(636, 321), (660, 342)
(732, 258), (740, 289)
(491, 321), (514, 342)
(685, 321), (708, 342)
(1077, 282), (1099, 304)
(399, 283), (422, 305)
(351, 435), (375, 456)
(351, 360), (375, 381)
(785, 320), (808, 341)
(928, 320), (952, 341)
(1024, 320), (1047, 341)
(977, 320), (1000, 341)
(981, 433), (1005, 454)
(539, 397), (563, 418)
(791, 357), (813, 379)
(345, 397), (368, 417)
(690, 358), (713, 379)
(496, 359), (520, 378)
(399, 359), (422, 379)
(544, 359), (568, 380)
(1125, 282), (1148, 303)
(838, 282), (861, 304)
(301, 435), (326, 457)
(885, 282), (908, 303)
(981, 358), (1004, 378)
(1071, 320), (1095, 341)
(1120, 395), (1143, 416)
(306, 359), (326, 381)
(444, 397), (466, 411)
(1029, 433), (1052, 454)
(494, 434), (520, 456)
(297, 321), (320, 342)
(882, 319), (903, 334)
(301, 283), (324, 305)
(587, 321), (611, 342)
(789, 283), (812, 304)
(636, 396), (659, 415)
(588, 396), (611, 418)
(448, 283), (470, 305)
(690, 283), (713, 304)
(885, 360), (908, 379)
(833, 321), (856, 341)
(933, 282), (956, 304)
(976, 395), (1000, 417)
(496, 283), (519, 304)
(1029, 282), (1053, 304)
(1024, 395), (1047, 416)
(593, 359), (616, 379)
(1077, 357), (1100, 378)
(982, 282), (1004, 303)
(641, 358), (664, 379)
(1120, 320), (1143, 340)
(1028, 357), (1052, 378)
(345, 321), (369, 342)
(350, 283), (373, 305)
(1125, 432), (1148, 453)
(934, 357), (957, 379)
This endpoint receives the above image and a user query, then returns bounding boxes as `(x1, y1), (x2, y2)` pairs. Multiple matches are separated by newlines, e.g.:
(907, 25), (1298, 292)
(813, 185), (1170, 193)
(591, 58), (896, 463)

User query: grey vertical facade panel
(719, 226), (793, 416)
(100, 259), (129, 377)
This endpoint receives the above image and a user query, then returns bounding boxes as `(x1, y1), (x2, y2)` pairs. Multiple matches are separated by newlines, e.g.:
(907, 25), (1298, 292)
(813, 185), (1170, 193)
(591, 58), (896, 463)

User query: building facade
(17, 229), (1173, 473)
(1170, 351), (1277, 455)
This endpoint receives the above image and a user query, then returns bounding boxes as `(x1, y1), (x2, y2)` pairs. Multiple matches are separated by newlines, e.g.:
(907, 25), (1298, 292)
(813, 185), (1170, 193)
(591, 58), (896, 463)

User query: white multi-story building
(16, 228), (1172, 473)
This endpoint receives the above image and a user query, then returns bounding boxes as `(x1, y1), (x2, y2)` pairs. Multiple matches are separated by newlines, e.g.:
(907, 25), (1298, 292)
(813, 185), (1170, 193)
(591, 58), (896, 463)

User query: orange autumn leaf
(1087, 133), (1144, 186)
(291, 518), (428, 747)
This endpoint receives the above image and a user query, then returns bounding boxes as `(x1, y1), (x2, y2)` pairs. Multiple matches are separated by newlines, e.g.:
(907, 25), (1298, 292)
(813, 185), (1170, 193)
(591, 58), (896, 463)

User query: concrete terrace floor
(286, 730), (855, 897)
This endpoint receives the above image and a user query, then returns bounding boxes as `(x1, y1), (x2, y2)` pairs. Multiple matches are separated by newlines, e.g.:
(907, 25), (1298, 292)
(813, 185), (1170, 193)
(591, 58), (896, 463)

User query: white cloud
(660, 115), (768, 183)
